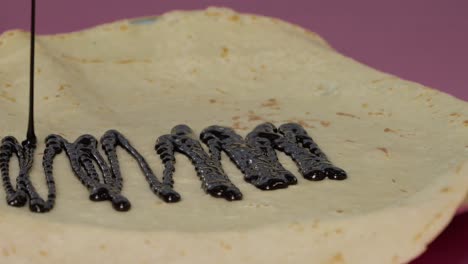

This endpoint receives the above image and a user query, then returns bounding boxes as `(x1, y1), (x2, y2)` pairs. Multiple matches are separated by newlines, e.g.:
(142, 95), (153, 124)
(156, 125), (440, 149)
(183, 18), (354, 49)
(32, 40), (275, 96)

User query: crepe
(0, 7), (467, 264)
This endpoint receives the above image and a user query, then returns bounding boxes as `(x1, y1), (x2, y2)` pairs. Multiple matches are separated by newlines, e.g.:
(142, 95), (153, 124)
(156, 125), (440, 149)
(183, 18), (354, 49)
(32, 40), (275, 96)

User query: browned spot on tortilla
(376, 147), (390, 158)
(229, 15), (240, 21)
(7, 32), (15, 37)
(368, 111), (384, 116)
(219, 241), (232, 251)
(249, 67), (257, 73)
(144, 78), (154, 83)
(413, 212), (443, 242)
(335, 228), (343, 235)
(144, 239), (151, 245)
(99, 244), (107, 251)
(305, 111), (310, 115)
(335, 209), (344, 214)
(392, 255), (400, 264)
(190, 68), (198, 75)
(116, 59), (135, 64)
(450, 112), (461, 117)
(399, 189), (408, 193)
(391, 178), (396, 183)
(39, 250), (48, 257)
(4, 83), (12, 88)
(179, 250), (187, 256)
(261, 98), (279, 108)
(361, 103), (368, 108)
(221, 47), (229, 58)
(215, 88), (227, 94)
(336, 112), (359, 119)
(232, 122), (242, 130)
(2, 248), (9, 257)
(0, 41), (3, 46)
(384, 128), (397, 133)
(248, 112), (263, 122)
(58, 84), (70, 91)
(43, 96), (49, 100)
(36, 68), (42, 74)
(320, 121), (331, 127)
(463, 120), (468, 126)
(0, 91), (16, 103)
(329, 253), (345, 264)
(119, 25), (129, 31)
(344, 139), (355, 143)
(209, 99), (217, 104)
(440, 187), (452, 193)
(232, 116), (240, 121)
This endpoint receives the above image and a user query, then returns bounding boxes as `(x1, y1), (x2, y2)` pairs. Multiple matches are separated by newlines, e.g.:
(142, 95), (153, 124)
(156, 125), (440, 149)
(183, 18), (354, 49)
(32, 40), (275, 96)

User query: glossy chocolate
(273, 123), (347, 181)
(156, 125), (242, 201)
(200, 126), (293, 190)
(0, 137), (53, 213)
(101, 130), (180, 203)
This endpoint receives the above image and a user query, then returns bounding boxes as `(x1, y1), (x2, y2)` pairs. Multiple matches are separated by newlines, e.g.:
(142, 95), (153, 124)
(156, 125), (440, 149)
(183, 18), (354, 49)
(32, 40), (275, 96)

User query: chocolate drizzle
(156, 125), (242, 201)
(101, 130), (180, 203)
(0, 137), (54, 212)
(200, 125), (296, 190)
(272, 123), (347, 181)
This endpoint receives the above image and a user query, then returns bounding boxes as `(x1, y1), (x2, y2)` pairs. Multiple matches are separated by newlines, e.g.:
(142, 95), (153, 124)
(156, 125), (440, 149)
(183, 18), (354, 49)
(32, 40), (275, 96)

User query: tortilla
(0, 7), (467, 264)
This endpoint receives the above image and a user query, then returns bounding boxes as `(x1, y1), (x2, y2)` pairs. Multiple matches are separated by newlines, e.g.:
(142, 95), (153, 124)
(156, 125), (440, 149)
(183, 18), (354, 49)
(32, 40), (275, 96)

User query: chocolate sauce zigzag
(200, 125), (295, 190)
(271, 123), (347, 181)
(0, 136), (53, 213)
(101, 130), (180, 203)
(246, 123), (298, 185)
(156, 125), (242, 201)
(44, 134), (132, 212)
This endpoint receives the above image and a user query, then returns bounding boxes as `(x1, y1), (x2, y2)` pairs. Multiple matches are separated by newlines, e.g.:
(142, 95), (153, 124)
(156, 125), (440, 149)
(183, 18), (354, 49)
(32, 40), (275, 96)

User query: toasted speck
(209, 99), (217, 104)
(463, 120), (468, 126)
(39, 250), (48, 257)
(335, 209), (344, 214)
(2, 248), (9, 257)
(232, 116), (240, 120)
(384, 128), (397, 133)
(220, 47), (229, 58)
(229, 15), (240, 21)
(179, 250), (187, 256)
(219, 241), (232, 251)
(330, 253), (345, 264)
(120, 25), (129, 31)
(144, 239), (151, 245)
(336, 112), (359, 119)
(320, 121), (331, 127)
(116, 59), (135, 64)
(361, 103), (369, 108)
(99, 244), (107, 251)
(376, 147), (390, 158)
(261, 98), (279, 108)
(440, 187), (452, 193)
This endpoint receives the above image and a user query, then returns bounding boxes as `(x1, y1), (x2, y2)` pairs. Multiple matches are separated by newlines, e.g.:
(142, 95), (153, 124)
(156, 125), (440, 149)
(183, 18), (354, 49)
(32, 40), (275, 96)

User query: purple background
(1, 1), (467, 263)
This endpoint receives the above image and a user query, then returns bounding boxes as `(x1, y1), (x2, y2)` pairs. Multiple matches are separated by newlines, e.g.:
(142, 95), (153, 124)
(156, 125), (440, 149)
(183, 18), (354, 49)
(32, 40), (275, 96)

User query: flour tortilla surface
(0, 7), (467, 264)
